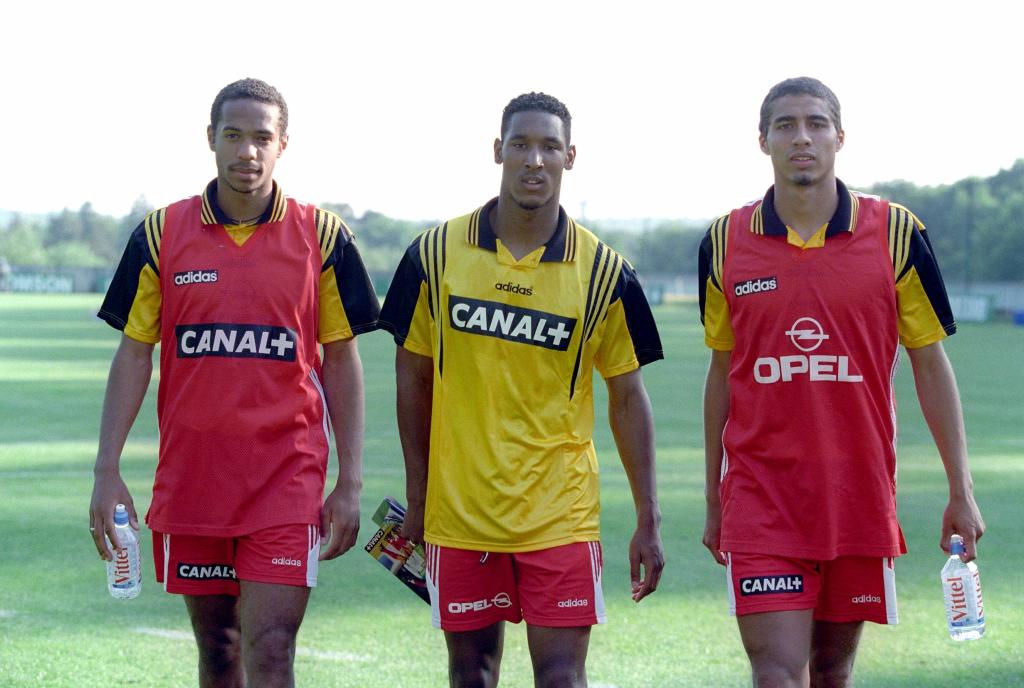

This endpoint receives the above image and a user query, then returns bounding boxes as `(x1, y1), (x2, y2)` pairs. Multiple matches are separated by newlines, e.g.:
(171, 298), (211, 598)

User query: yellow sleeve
(889, 204), (956, 348)
(98, 210), (163, 344)
(703, 280), (734, 351)
(318, 265), (355, 344)
(398, 282), (435, 357)
(123, 264), (161, 344)
(594, 299), (640, 378)
(315, 208), (381, 343)
(698, 215), (734, 350)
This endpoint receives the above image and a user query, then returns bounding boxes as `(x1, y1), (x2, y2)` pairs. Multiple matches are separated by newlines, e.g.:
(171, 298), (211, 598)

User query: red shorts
(153, 524), (321, 595)
(726, 552), (898, 624)
(425, 542), (605, 632)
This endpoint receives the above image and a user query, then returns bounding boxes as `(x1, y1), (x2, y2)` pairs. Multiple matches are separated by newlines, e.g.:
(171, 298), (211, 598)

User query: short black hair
(210, 78), (289, 135)
(759, 77), (841, 137)
(501, 92), (572, 143)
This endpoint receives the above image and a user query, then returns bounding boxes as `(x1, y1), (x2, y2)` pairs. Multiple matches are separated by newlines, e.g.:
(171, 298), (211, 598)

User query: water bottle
(941, 534), (984, 641)
(106, 504), (142, 599)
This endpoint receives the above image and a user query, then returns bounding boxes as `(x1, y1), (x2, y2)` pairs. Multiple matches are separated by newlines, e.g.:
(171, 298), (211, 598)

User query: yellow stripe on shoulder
(709, 213), (729, 290)
(315, 208), (354, 266)
(143, 208), (166, 271)
(888, 204), (919, 280)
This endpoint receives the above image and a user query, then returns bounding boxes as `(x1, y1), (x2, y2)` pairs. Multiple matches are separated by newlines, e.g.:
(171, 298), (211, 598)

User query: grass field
(1, 293), (1021, 687)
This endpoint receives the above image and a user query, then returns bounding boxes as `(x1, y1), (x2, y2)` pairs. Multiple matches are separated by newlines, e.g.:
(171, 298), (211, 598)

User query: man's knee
(448, 648), (501, 688)
(810, 659), (855, 688)
(448, 664), (499, 688)
(193, 626), (242, 676)
(533, 657), (586, 688)
(751, 660), (807, 688)
(244, 622), (299, 674)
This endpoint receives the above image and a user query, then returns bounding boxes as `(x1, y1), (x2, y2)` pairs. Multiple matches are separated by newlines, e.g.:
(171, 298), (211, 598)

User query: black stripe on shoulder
(584, 246), (620, 343)
(569, 242), (623, 398)
(433, 223), (448, 375)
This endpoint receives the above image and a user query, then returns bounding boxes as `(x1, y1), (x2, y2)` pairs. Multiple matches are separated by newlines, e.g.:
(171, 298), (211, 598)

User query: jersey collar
(468, 197), (578, 263)
(757, 179), (857, 238)
(200, 179), (287, 226)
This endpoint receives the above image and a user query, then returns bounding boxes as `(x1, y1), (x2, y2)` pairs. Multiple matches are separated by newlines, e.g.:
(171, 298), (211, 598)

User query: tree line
(2, 160), (1022, 283)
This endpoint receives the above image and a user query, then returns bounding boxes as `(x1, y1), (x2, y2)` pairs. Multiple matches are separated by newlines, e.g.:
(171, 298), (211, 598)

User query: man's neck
(772, 175), (838, 242)
(491, 194), (561, 261)
(216, 181), (274, 225)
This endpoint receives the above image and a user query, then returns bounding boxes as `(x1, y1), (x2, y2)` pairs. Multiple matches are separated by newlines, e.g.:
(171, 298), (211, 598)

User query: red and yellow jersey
(697, 182), (956, 559)
(699, 181), (956, 351)
(98, 181), (380, 536)
(379, 199), (663, 552)
(99, 181), (377, 346)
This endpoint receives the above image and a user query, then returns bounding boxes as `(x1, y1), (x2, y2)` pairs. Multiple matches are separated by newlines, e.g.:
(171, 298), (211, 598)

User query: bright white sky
(3, 1), (1021, 223)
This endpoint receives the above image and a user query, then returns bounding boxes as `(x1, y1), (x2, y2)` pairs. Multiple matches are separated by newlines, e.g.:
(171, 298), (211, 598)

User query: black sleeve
(97, 222), (155, 331)
(906, 225), (956, 336)
(378, 241), (427, 347)
(611, 262), (664, 366)
(697, 227), (715, 326)
(327, 236), (381, 334)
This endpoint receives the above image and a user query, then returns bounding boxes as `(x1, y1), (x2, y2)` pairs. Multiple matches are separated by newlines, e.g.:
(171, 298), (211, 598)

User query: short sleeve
(889, 205), (956, 348)
(98, 217), (162, 344)
(698, 218), (735, 351)
(594, 262), (663, 378)
(318, 236), (381, 343)
(378, 243), (434, 357)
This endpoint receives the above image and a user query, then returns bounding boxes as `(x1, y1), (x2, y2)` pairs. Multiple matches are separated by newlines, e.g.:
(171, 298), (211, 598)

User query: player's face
(207, 99), (288, 197)
(494, 111), (575, 211)
(759, 94), (843, 188)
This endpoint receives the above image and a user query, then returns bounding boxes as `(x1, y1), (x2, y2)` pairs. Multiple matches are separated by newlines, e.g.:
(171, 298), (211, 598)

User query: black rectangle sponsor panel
(175, 323), (297, 362)
(177, 563), (237, 580)
(448, 295), (577, 351)
(739, 575), (804, 595)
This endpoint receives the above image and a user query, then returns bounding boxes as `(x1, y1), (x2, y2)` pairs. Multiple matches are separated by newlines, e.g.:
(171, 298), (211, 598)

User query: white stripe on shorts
(883, 557), (899, 624)
(588, 542), (607, 624)
(306, 525), (320, 588)
(163, 533), (170, 593)
(726, 552), (736, 616)
(426, 543), (441, 629)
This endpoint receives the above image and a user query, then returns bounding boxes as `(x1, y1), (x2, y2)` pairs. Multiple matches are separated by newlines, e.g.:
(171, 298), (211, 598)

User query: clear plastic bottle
(941, 534), (984, 641)
(106, 504), (142, 599)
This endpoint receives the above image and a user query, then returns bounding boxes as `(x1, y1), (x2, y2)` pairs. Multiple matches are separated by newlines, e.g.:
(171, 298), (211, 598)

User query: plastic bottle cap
(950, 534), (965, 555)
(114, 504), (129, 526)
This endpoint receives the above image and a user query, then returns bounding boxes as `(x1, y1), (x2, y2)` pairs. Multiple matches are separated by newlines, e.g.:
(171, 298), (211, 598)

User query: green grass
(0, 293), (1021, 687)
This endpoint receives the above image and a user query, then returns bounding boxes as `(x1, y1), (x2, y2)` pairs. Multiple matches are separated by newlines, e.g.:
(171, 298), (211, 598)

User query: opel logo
(785, 317), (829, 352)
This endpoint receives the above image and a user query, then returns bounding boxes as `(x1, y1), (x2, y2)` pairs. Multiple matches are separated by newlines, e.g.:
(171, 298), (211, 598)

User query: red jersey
(148, 194), (328, 536)
(719, 192), (907, 559)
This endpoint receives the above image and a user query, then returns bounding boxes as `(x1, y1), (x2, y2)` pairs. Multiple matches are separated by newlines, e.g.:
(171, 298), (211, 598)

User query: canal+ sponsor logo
(177, 562), (237, 580)
(449, 295), (576, 351)
(175, 323), (298, 362)
(739, 575), (804, 596)
(733, 275), (777, 297)
(173, 269), (218, 286)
